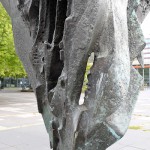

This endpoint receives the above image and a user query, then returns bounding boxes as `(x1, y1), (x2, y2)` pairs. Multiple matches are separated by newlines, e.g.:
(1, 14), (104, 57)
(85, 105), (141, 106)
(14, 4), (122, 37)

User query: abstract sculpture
(1, 0), (150, 149)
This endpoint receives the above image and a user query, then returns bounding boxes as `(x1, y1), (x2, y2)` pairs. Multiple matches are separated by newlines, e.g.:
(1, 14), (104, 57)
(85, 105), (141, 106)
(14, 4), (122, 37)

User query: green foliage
(129, 126), (143, 130)
(0, 3), (26, 78)
(82, 63), (92, 92)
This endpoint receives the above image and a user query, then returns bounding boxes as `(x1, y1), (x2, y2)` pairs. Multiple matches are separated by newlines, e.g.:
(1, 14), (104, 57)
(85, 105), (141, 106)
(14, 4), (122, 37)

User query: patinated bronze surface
(1, 0), (150, 149)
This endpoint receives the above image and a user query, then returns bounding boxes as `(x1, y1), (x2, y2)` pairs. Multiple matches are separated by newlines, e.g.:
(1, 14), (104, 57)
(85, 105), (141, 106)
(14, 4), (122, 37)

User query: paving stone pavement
(0, 88), (150, 150)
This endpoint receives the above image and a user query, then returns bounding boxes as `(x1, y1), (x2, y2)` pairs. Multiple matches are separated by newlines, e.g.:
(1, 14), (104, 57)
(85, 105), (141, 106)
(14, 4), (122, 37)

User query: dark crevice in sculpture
(47, 0), (57, 43)
(29, 0), (40, 39)
(18, 0), (40, 39)
(17, 0), (68, 112)
(52, 121), (60, 150)
(53, 0), (67, 45)
(47, 46), (64, 92)
(46, 0), (67, 92)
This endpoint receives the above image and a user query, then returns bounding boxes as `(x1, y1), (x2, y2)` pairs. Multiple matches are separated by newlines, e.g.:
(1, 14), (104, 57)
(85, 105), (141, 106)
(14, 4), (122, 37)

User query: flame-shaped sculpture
(1, 0), (150, 149)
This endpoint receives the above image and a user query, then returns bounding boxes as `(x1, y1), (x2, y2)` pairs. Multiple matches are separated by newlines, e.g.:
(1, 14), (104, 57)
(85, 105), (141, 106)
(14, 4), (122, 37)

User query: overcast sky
(141, 13), (150, 37)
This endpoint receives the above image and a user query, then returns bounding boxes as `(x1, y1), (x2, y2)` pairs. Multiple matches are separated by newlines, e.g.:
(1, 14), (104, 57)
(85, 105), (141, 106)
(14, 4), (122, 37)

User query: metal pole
(149, 68), (150, 87)
(143, 68), (145, 89)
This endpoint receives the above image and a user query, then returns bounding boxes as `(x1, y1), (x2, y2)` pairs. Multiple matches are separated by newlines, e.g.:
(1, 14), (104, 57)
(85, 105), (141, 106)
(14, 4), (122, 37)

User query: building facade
(133, 35), (150, 87)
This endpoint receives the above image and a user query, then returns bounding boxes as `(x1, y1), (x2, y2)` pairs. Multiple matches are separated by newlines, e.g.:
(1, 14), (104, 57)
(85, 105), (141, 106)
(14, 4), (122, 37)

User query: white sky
(141, 13), (150, 37)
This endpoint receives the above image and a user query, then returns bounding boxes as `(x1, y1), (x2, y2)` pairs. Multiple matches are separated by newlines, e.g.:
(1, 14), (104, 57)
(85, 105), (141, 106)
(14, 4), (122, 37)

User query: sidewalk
(108, 88), (150, 150)
(0, 88), (150, 150)
(107, 130), (150, 150)
(0, 89), (50, 150)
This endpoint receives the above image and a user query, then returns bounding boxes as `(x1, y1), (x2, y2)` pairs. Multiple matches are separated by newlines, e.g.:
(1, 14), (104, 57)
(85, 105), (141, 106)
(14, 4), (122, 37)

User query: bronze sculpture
(1, 0), (150, 149)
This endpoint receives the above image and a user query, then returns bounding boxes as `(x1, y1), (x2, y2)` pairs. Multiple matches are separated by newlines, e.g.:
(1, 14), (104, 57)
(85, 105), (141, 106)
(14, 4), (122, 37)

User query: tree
(0, 3), (26, 78)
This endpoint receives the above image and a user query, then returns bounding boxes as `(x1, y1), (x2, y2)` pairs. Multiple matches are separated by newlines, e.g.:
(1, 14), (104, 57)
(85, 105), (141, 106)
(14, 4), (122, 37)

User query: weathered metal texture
(1, 0), (150, 150)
